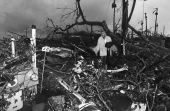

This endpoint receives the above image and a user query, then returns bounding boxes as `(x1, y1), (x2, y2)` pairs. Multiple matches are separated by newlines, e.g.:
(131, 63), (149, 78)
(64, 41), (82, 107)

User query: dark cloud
(1, 12), (36, 32)
(0, 0), (117, 34)
(0, 0), (71, 34)
(0, 0), (169, 36)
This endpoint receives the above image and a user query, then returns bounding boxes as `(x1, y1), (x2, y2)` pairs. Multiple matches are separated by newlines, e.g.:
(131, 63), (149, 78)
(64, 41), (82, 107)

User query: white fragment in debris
(120, 90), (125, 94)
(73, 60), (84, 73)
(73, 67), (83, 73)
(128, 85), (135, 90)
(7, 78), (18, 87)
(114, 84), (123, 90)
(76, 68), (83, 73)
(30, 74), (38, 81)
(131, 102), (146, 111)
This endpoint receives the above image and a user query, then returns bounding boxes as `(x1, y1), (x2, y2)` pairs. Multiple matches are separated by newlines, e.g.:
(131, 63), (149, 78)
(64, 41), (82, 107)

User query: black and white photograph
(0, 0), (170, 111)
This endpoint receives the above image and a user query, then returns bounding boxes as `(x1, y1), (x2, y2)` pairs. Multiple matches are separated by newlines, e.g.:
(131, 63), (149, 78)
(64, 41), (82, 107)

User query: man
(93, 31), (112, 69)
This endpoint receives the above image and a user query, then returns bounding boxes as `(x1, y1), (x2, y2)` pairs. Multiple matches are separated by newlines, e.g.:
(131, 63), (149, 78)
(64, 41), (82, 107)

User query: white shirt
(95, 36), (112, 56)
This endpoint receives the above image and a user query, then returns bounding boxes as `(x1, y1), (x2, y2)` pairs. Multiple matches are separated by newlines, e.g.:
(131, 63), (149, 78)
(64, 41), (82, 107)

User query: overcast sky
(0, 0), (169, 36)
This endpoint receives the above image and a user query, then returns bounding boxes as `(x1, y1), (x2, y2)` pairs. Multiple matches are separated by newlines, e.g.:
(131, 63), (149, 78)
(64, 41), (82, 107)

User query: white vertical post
(31, 25), (36, 69)
(11, 37), (15, 57)
(31, 25), (38, 95)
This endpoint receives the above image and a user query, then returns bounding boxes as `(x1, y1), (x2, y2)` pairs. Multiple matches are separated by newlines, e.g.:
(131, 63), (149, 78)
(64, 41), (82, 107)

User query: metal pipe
(142, 0), (147, 33)
(145, 13), (147, 36)
(121, 0), (128, 55)
(154, 8), (158, 34)
(142, 0), (144, 33)
(112, 0), (116, 33)
(31, 25), (36, 69)
(11, 37), (15, 57)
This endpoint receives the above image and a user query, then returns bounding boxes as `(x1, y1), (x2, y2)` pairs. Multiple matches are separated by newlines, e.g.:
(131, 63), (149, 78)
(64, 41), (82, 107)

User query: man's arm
(106, 36), (112, 42)
(105, 36), (113, 48)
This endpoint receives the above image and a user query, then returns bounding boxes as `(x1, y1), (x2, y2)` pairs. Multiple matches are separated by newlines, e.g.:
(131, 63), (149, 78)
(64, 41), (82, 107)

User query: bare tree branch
(128, 0), (136, 22)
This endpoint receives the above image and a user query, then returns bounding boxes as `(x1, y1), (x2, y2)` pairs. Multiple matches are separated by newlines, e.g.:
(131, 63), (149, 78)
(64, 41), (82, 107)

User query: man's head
(101, 31), (106, 38)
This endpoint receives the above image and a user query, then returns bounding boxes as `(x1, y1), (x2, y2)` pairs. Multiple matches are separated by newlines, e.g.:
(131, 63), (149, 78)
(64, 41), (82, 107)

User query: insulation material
(4, 90), (23, 111)
(131, 102), (146, 111)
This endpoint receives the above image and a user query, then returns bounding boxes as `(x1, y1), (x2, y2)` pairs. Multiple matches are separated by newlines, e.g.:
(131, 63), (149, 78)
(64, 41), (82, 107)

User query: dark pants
(101, 56), (107, 69)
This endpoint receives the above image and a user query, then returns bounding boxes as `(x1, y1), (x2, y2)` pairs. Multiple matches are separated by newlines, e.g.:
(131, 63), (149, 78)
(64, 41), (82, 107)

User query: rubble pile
(0, 30), (170, 111)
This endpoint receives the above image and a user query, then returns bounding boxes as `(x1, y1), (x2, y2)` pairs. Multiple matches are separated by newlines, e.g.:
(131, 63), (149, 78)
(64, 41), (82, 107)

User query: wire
(40, 51), (46, 93)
